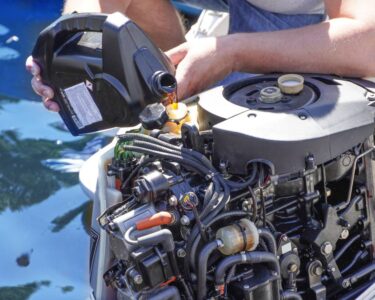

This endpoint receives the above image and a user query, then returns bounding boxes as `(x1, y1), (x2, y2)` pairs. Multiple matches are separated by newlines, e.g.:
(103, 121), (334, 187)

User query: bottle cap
(278, 74), (304, 95)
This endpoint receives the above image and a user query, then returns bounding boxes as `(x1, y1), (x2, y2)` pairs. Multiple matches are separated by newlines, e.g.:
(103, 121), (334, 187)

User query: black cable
(334, 234), (361, 261)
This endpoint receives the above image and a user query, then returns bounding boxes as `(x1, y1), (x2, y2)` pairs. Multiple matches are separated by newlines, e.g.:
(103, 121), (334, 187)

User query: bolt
(293, 247), (298, 253)
(288, 263), (298, 273)
(282, 235), (288, 242)
(168, 195), (178, 206)
(243, 284), (250, 289)
(177, 248), (186, 258)
(342, 280), (350, 288)
(134, 274), (143, 285)
(180, 215), (190, 226)
(340, 229), (349, 240)
(321, 241), (333, 255)
(328, 265), (336, 273)
(312, 265), (323, 276)
(299, 114), (307, 120)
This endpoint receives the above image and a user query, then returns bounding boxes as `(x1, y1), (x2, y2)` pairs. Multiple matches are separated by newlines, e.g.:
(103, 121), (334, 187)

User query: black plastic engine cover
(197, 74), (375, 175)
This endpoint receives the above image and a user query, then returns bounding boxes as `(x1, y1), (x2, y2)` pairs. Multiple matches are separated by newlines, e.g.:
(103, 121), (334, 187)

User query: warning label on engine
(63, 82), (102, 128)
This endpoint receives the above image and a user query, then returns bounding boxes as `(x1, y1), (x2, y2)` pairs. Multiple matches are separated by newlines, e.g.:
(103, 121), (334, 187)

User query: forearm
(126, 0), (185, 50)
(63, 0), (185, 51)
(229, 18), (375, 77)
(63, 0), (130, 14)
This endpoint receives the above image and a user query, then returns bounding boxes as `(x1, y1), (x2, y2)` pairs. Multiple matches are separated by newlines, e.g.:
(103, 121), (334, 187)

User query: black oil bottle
(32, 12), (176, 135)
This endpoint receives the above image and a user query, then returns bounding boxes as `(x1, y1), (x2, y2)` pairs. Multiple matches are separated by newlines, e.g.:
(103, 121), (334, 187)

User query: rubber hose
(258, 228), (277, 255)
(124, 145), (210, 176)
(334, 234), (361, 261)
(197, 240), (222, 300)
(214, 251), (280, 285)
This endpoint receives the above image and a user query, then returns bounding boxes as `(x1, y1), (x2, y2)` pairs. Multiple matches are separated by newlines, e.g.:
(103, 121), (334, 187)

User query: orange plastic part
(136, 211), (173, 230)
(160, 276), (177, 287)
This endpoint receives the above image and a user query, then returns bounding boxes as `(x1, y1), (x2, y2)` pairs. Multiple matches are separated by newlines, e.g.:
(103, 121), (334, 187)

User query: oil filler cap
(139, 103), (168, 130)
(278, 74), (304, 95)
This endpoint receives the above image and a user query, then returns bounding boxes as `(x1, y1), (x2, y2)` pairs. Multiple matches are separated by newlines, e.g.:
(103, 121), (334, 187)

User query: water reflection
(0, 1), (96, 298)
(0, 281), (51, 300)
(0, 97), (100, 299)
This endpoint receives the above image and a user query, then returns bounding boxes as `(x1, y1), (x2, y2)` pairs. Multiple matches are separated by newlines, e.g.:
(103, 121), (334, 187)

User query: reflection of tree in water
(51, 200), (93, 235)
(0, 129), (95, 213)
(0, 281), (50, 300)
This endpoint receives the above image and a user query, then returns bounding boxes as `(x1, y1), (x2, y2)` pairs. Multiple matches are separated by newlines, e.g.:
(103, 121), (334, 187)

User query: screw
(299, 114), (307, 120)
(340, 229), (349, 240)
(180, 215), (190, 226)
(293, 247), (298, 253)
(282, 235), (288, 242)
(328, 265), (336, 273)
(243, 284), (250, 289)
(342, 280), (350, 288)
(168, 195), (178, 206)
(134, 274), (143, 285)
(288, 263), (298, 273)
(177, 248), (186, 258)
(321, 241), (333, 255)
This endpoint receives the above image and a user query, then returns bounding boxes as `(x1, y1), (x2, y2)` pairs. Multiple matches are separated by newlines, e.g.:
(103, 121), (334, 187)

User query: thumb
(165, 42), (189, 66)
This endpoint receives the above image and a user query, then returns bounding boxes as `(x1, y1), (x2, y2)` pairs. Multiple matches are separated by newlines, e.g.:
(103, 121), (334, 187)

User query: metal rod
(345, 146), (375, 204)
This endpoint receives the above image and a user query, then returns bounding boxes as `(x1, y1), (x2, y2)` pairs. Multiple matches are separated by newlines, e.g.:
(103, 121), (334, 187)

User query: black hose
(341, 250), (366, 275)
(121, 133), (259, 191)
(214, 251), (280, 285)
(282, 291), (302, 300)
(226, 164), (258, 190)
(345, 263), (375, 285)
(123, 145), (210, 176)
(120, 156), (155, 190)
(334, 234), (361, 261)
(258, 228), (277, 255)
(197, 239), (222, 300)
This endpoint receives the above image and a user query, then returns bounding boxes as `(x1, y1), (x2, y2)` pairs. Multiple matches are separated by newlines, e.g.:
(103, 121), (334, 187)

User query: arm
(231, 0), (375, 77)
(168, 0), (375, 99)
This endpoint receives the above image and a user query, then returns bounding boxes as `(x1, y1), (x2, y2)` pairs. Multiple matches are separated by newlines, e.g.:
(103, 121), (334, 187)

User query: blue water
(0, 1), (104, 299)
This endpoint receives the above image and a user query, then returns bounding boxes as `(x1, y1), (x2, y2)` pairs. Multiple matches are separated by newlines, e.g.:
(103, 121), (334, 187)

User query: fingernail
(47, 102), (59, 112)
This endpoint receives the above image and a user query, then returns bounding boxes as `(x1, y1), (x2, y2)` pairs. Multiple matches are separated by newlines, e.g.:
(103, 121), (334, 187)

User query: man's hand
(166, 36), (235, 100)
(26, 56), (59, 112)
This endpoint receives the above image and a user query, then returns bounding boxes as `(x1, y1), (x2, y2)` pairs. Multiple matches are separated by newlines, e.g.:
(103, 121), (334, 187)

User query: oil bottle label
(63, 82), (103, 128)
